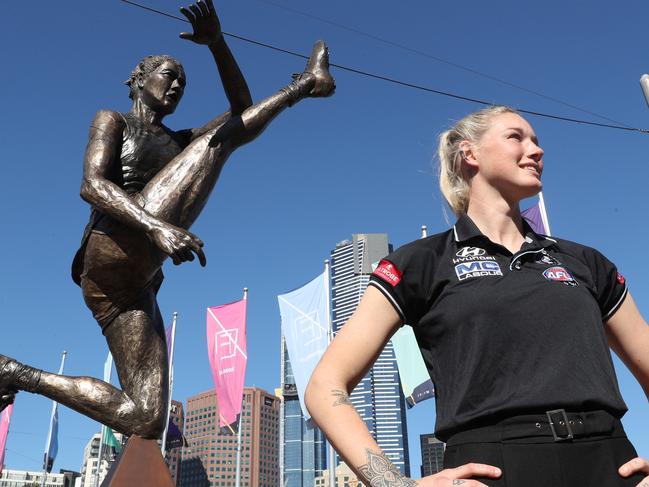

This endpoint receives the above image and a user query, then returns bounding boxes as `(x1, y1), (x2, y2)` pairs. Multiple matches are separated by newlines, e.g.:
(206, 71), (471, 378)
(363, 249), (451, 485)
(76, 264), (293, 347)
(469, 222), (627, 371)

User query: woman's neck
(466, 196), (525, 254)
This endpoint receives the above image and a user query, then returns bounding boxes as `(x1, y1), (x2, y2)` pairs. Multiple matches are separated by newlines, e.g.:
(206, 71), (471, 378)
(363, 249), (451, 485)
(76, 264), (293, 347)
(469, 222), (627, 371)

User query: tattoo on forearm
(357, 448), (418, 486)
(331, 389), (353, 407)
(452, 481), (466, 485)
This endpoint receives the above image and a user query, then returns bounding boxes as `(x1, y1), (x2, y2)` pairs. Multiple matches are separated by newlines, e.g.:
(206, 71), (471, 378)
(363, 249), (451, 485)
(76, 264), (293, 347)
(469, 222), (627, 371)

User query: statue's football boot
(302, 41), (336, 98)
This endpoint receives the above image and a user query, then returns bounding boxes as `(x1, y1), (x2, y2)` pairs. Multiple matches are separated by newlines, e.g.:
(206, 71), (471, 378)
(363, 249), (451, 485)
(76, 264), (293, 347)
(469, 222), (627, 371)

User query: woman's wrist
(358, 448), (418, 486)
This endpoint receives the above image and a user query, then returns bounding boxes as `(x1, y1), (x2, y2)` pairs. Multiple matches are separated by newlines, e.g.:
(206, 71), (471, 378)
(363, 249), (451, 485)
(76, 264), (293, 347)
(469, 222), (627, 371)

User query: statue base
(101, 436), (175, 487)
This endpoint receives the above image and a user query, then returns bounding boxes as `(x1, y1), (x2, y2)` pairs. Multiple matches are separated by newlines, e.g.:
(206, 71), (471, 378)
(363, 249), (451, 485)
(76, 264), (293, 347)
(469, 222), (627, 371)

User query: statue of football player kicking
(0, 0), (334, 438)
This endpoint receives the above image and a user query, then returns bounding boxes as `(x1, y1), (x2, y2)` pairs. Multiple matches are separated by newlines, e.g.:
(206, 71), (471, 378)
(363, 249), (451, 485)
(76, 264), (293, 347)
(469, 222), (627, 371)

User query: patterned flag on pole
(0, 404), (14, 476)
(207, 298), (248, 428)
(390, 327), (435, 407)
(43, 354), (66, 474)
(522, 202), (548, 235)
(43, 408), (58, 473)
(102, 427), (122, 454)
(278, 271), (330, 422)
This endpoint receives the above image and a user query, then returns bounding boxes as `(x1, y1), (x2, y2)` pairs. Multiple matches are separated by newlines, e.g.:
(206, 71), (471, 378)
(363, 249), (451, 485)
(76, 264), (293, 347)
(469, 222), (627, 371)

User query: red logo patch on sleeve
(373, 259), (402, 287)
(616, 272), (625, 285)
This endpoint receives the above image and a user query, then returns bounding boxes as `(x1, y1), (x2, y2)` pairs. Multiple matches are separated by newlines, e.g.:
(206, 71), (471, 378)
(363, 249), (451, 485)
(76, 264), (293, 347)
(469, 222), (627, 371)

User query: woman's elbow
(304, 372), (320, 417)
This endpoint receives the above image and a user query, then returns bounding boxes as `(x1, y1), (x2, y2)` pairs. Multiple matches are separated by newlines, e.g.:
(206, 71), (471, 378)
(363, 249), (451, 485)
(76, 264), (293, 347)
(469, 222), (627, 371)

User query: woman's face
(470, 112), (544, 202)
(140, 61), (186, 115)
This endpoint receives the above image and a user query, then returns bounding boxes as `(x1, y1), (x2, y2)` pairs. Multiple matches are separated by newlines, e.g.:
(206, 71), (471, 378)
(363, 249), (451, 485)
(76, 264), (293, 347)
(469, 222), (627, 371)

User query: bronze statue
(0, 0), (334, 438)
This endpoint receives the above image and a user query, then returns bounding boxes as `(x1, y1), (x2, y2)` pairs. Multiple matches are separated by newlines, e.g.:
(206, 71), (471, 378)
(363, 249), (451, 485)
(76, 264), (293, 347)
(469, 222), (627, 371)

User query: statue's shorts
(73, 219), (164, 332)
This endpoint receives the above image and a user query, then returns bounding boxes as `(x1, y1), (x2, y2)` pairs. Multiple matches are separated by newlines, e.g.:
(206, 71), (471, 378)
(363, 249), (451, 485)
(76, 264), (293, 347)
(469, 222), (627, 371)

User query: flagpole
(538, 191), (552, 236)
(324, 260), (337, 487)
(41, 351), (66, 487)
(94, 354), (113, 487)
(279, 335), (285, 487)
(235, 288), (248, 487)
(161, 311), (178, 458)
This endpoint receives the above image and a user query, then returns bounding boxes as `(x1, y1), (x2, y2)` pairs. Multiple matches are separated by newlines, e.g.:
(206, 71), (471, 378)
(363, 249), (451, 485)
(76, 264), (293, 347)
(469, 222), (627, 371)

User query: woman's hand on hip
(417, 463), (502, 486)
(619, 457), (649, 487)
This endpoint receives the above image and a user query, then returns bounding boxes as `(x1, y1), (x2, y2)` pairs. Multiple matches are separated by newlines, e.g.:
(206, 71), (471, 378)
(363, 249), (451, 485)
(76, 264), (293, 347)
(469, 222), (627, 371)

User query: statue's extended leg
(139, 41), (335, 230)
(0, 292), (168, 438)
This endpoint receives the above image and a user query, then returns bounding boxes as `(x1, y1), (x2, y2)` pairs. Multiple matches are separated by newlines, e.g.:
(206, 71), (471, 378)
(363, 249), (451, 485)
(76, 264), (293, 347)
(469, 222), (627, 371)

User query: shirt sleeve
(582, 247), (628, 320)
(368, 242), (432, 325)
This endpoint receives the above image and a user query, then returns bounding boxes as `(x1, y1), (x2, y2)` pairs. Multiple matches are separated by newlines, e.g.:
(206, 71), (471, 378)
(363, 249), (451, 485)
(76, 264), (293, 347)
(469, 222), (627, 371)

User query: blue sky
(1, 0), (648, 478)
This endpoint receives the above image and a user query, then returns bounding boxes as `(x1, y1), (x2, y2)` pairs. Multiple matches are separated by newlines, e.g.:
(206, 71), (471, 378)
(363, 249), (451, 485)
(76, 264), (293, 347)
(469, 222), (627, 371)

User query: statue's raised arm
(179, 0), (253, 122)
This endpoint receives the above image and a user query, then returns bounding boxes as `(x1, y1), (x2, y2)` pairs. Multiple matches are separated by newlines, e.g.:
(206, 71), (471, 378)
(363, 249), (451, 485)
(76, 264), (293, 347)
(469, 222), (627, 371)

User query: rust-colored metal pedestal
(101, 436), (175, 487)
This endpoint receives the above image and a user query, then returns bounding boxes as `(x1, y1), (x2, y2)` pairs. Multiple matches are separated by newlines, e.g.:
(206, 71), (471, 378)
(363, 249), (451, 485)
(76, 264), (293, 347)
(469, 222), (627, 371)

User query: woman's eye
(508, 133), (522, 140)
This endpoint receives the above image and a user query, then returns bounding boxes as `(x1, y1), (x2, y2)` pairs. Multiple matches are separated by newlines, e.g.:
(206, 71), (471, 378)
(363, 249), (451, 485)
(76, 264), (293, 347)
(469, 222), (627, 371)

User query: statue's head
(125, 55), (186, 115)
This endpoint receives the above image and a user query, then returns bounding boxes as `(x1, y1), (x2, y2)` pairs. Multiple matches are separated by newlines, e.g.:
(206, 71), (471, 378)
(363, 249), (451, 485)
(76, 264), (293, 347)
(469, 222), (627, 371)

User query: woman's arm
(80, 110), (205, 266)
(179, 0), (252, 140)
(605, 292), (649, 399)
(605, 293), (649, 487)
(305, 286), (501, 486)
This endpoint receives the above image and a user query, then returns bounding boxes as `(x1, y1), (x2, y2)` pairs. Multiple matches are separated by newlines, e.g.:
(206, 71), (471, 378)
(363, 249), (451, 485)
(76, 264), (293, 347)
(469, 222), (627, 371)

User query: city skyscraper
(420, 434), (445, 477)
(280, 337), (327, 487)
(330, 234), (410, 476)
(180, 387), (280, 487)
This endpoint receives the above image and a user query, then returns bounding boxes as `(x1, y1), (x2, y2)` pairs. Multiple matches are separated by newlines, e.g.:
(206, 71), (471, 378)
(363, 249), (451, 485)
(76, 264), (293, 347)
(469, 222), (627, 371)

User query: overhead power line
(119, 0), (649, 135)
(258, 0), (630, 129)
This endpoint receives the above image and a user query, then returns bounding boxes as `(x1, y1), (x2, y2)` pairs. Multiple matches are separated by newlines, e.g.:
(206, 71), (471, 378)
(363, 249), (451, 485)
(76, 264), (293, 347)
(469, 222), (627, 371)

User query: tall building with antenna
(329, 233), (410, 476)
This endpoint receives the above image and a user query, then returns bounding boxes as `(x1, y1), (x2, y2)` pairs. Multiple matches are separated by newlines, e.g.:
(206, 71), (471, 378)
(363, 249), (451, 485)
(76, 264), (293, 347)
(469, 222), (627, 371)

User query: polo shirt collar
(453, 213), (557, 249)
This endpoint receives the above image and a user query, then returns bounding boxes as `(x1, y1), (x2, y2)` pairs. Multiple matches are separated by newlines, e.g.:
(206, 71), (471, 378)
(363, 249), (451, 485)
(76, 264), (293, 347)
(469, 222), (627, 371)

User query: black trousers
(443, 411), (645, 487)
(444, 437), (644, 486)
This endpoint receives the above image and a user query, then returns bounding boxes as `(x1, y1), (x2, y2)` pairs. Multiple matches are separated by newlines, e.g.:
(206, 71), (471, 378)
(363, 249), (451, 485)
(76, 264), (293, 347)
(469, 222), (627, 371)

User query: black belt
(447, 409), (626, 446)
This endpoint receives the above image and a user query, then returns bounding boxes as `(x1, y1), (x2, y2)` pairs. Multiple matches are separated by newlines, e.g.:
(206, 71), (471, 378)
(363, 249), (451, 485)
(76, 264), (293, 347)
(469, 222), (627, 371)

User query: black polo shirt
(369, 214), (629, 442)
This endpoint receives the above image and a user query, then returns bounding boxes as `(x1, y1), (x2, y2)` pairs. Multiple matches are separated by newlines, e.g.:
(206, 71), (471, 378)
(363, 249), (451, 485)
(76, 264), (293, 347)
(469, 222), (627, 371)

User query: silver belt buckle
(546, 408), (574, 441)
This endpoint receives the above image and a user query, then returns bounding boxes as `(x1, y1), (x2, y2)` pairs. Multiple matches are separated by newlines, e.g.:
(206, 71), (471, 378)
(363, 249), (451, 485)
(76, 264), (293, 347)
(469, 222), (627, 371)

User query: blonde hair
(438, 105), (518, 215)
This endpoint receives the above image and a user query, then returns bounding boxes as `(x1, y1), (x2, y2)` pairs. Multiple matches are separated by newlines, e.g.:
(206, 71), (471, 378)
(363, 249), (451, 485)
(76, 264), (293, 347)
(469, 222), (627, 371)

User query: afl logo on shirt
(373, 259), (402, 287)
(456, 247), (486, 258)
(543, 266), (578, 286)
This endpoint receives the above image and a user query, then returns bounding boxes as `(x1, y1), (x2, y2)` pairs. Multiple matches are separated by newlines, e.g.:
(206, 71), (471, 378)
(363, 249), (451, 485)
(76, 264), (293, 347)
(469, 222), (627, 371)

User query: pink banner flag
(206, 298), (247, 428)
(0, 404), (14, 476)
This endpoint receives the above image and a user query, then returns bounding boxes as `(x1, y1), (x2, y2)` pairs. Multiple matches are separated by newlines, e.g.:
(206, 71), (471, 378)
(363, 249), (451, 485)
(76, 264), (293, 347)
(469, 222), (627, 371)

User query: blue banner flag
(43, 407), (58, 472)
(278, 271), (330, 422)
(43, 353), (66, 473)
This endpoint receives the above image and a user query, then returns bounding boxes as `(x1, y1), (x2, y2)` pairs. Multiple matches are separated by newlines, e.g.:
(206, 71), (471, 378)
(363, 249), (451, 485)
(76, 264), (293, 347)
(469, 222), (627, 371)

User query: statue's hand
(179, 0), (222, 45)
(149, 223), (207, 267)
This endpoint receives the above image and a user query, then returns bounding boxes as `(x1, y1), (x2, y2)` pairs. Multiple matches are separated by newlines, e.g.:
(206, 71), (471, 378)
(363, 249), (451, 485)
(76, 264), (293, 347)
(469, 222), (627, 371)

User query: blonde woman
(305, 106), (649, 486)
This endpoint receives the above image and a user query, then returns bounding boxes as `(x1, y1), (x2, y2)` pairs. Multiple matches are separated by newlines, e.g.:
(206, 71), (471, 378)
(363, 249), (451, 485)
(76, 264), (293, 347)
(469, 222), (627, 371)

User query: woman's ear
(459, 141), (479, 169)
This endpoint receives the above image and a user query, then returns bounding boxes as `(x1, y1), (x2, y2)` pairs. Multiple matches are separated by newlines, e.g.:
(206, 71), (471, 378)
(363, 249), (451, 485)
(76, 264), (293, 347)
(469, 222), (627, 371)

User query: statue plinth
(101, 436), (175, 487)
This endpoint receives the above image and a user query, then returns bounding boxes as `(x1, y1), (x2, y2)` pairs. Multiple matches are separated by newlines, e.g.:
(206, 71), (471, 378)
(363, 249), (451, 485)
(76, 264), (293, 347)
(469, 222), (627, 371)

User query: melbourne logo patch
(455, 260), (502, 281)
(373, 259), (402, 286)
(543, 266), (578, 286)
